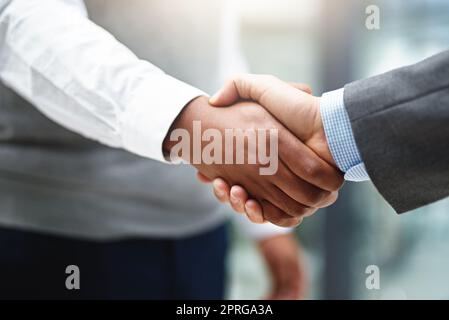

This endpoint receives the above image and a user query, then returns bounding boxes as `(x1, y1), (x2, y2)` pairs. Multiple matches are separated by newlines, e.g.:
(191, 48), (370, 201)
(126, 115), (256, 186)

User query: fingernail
(246, 211), (263, 224)
(230, 193), (241, 205)
(213, 180), (225, 197)
(245, 205), (264, 224)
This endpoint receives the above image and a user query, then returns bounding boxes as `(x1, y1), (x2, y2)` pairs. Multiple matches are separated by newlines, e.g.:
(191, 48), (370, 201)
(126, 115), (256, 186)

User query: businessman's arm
(208, 50), (449, 217)
(344, 50), (449, 213)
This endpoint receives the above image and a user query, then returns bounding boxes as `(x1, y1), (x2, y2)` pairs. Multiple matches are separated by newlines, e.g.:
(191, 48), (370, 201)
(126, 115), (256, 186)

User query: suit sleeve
(344, 50), (449, 213)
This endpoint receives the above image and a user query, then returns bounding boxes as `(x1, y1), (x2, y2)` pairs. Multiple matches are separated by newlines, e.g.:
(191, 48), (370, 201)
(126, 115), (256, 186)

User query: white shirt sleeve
(0, 0), (205, 162)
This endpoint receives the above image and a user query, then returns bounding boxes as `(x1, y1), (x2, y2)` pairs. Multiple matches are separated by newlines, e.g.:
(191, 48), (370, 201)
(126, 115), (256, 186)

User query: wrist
(308, 96), (338, 168)
(162, 95), (209, 157)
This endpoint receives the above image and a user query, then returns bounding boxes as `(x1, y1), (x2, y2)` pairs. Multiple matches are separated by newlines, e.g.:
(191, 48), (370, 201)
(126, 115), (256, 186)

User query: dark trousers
(0, 223), (228, 299)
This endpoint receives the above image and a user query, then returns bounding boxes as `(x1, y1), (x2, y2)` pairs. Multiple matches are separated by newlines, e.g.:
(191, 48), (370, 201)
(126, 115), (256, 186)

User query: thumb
(209, 79), (241, 106)
(209, 74), (313, 107)
(209, 74), (276, 106)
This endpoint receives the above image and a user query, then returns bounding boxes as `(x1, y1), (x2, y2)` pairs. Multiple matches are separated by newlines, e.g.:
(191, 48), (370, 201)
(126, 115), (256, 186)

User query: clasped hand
(164, 74), (343, 227)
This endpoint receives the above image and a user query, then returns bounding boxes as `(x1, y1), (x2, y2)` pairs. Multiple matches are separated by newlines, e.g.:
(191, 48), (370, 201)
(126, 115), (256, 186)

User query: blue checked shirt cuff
(320, 88), (370, 182)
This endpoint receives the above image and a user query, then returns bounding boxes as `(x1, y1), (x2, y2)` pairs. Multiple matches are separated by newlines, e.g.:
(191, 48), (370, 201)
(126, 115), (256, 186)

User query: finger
(212, 178), (231, 203)
(209, 78), (241, 106)
(244, 199), (264, 223)
(288, 82), (312, 95)
(275, 161), (336, 208)
(278, 128), (344, 192)
(261, 200), (304, 227)
(229, 185), (248, 213)
(267, 184), (317, 219)
(196, 171), (212, 183)
(320, 191), (339, 208)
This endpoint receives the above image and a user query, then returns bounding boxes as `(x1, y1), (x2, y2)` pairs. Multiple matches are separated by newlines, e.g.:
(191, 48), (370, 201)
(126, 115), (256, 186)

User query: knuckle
(303, 161), (324, 181)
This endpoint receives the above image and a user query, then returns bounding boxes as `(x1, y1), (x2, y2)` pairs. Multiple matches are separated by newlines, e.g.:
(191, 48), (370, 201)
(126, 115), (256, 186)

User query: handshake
(164, 74), (344, 227)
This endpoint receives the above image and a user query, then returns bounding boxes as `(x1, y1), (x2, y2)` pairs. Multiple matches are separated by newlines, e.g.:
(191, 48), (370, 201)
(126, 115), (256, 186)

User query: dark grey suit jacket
(344, 50), (449, 213)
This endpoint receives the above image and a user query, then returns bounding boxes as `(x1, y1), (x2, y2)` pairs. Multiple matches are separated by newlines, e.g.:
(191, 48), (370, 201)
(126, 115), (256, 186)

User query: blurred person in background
(0, 0), (308, 299)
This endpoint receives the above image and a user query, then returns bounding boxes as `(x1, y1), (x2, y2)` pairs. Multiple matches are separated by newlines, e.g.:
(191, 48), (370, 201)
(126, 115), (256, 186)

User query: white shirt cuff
(120, 75), (206, 162)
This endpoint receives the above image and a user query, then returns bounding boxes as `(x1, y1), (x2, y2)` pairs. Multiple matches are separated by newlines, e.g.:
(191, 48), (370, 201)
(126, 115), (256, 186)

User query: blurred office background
(227, 0), (449, 299)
